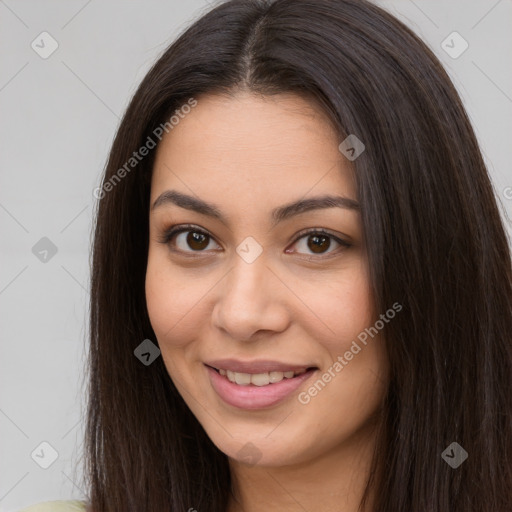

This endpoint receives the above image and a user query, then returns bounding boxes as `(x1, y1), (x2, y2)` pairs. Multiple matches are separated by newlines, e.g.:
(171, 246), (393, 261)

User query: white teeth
(219, 368), (309, 385)
(234, 372), (251, 386)
(250, 373), (270, 386)
(269, 371), (284, 383)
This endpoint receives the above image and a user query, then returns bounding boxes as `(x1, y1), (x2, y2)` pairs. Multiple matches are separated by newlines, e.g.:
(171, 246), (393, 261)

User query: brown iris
(307, 234), (331, 254)
(187, 231), (209, 250)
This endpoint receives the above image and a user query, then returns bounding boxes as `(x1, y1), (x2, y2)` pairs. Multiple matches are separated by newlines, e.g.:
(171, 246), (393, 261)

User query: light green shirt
(17, 500), (87, 512)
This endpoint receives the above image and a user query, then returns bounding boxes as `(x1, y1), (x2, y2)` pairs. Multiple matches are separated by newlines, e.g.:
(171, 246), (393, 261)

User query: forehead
(150, 91), (356, 207)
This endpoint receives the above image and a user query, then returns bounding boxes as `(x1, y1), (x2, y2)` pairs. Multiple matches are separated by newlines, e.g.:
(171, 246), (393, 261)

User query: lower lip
(205, 365), (316, 410)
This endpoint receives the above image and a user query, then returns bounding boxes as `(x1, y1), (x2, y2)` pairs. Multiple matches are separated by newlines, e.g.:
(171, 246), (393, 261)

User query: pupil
(308, 234), (330, 254)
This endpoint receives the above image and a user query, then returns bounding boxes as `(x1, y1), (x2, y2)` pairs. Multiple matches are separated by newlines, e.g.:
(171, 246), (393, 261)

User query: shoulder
(16, 500), (87, 512)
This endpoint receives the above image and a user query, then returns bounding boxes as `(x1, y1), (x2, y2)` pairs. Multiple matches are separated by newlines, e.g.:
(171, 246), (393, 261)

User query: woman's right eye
(158, 225), (222, 255)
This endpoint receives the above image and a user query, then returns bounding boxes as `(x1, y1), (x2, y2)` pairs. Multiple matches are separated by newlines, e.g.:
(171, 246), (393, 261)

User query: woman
(20, 0), (512, 510)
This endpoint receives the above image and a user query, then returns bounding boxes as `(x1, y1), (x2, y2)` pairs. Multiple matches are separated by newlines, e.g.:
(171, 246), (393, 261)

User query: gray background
(1, 0), (511, 510)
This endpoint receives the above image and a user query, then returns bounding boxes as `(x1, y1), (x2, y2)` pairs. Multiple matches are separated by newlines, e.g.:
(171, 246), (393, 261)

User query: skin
(145, 91), (389, 512)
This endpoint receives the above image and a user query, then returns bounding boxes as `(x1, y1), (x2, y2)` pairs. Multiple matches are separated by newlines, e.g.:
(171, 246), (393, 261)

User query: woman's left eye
(288, 229), (351, 259)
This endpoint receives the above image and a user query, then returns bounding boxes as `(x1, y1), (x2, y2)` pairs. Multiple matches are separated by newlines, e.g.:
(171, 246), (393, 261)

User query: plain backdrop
(1, 0), (511, 510)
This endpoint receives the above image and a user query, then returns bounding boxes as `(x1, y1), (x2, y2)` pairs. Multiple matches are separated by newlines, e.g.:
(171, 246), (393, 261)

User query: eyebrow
(151, 189), (360, 227)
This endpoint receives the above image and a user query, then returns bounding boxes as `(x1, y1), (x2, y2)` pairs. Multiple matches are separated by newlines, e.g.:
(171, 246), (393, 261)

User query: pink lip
(204, 358), (316, 374)
(205, 365), (317, 410)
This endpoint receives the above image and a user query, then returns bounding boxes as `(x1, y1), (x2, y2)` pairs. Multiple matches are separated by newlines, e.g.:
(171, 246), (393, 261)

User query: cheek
(299, 261), (375, 353)
(297, 262), (387, 407)
(144, 252), (206, 349)
(145, 257), (211, 395)
(296, 282), (388, 451)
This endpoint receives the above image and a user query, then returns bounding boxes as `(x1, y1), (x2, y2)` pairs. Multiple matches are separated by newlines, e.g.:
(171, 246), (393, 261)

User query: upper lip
(204, 359), (317, 374)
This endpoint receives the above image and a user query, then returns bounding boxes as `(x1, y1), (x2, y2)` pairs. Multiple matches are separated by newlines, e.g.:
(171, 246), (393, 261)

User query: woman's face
(146, 91), (389, 467)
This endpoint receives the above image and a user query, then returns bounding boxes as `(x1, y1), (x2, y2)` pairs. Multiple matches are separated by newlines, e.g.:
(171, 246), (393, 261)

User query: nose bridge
(212, 247), (288, 340)
(225, 249), (270, 316)
(232, 255), (262, 298)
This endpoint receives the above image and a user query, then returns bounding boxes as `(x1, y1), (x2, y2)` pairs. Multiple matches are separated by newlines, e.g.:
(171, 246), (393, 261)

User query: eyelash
(157, 223), (352, 261)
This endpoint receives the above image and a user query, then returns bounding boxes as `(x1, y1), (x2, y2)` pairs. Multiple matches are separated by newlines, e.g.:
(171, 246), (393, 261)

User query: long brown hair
(83, 0), (512, 510)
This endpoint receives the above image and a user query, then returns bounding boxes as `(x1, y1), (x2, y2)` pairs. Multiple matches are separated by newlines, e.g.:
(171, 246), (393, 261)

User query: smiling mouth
(206, 365), (318, 386)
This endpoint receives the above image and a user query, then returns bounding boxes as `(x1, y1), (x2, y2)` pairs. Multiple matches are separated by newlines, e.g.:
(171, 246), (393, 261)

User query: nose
(211, 250), (290, 342)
